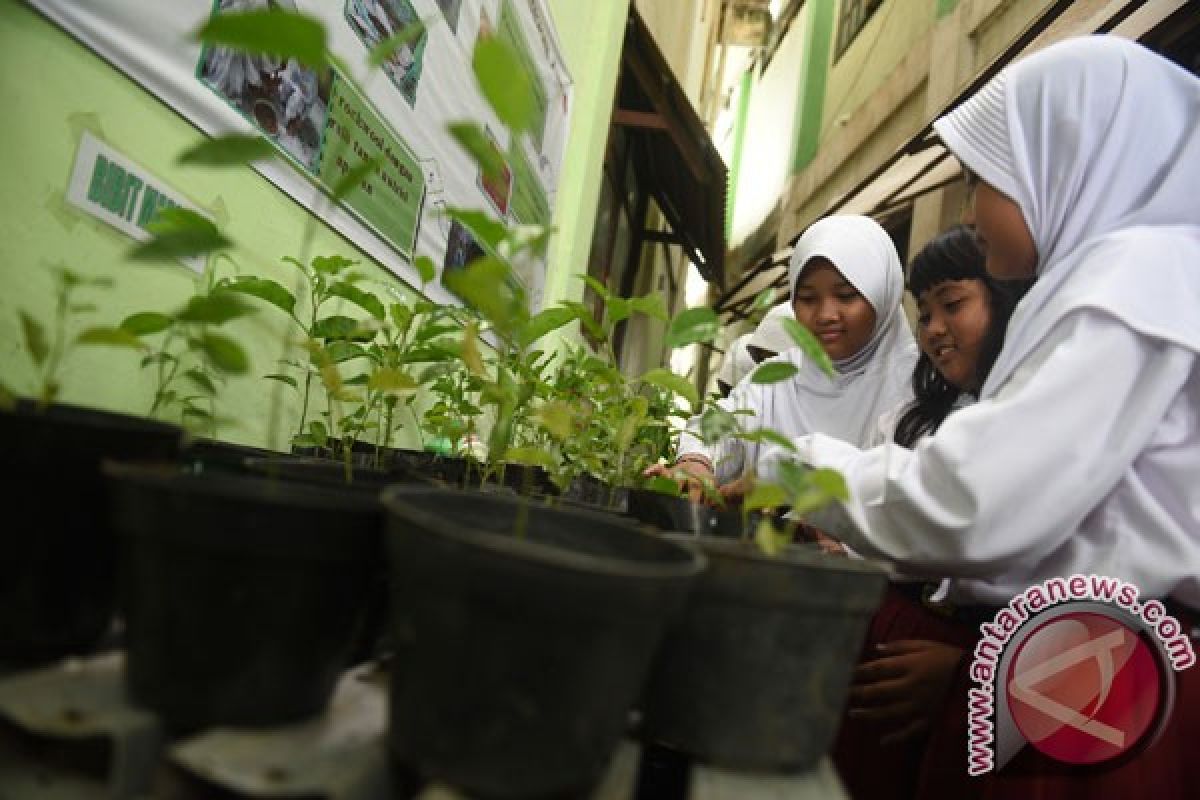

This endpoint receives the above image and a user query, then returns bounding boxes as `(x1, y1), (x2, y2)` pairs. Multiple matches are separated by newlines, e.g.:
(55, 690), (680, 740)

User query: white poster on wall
(28, 0), (573, 311)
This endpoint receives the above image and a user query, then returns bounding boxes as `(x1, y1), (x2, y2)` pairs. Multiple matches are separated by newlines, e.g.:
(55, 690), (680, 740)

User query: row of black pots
(3, 400), (889, 798)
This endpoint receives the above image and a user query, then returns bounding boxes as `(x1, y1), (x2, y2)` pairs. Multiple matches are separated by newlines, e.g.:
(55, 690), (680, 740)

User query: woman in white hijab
(715, 333), (756, 397)
(758, 37), (1200, 797)
(649, 214), (917, 499)
(745, 303), (796, 364)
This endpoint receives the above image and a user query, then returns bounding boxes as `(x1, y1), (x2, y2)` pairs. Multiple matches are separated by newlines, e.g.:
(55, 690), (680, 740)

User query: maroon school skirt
(833, 587), (1200, 800)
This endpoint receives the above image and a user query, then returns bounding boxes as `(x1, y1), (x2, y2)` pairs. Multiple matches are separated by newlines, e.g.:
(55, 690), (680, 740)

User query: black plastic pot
(564, 473), (630, 513)
(625, 490), (770, 538)
(243, 455), (401, 492)
(638, 535), (887, 771)
(104, 462), (380, 732)
(183, 437), (280, 476)
(0, 401), (182, 664)
(380, 487), (707, 799)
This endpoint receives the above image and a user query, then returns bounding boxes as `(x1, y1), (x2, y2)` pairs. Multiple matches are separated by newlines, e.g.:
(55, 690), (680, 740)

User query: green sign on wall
(319, 77), (425, 258)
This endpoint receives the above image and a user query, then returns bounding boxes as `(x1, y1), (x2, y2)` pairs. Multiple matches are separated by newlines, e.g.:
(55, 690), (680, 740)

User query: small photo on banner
(443, 218), (485, 273)
(345, 0), (428, 108)
(478, 126), (513, 218)
(197, 0), (331, 172)
(436, 0), (463, 35)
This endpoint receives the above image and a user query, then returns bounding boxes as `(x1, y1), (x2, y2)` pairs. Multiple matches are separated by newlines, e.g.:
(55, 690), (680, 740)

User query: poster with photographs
(32, 0), (574, 311)
(344, 0), (428, 107)
(198, 0), (332, 172)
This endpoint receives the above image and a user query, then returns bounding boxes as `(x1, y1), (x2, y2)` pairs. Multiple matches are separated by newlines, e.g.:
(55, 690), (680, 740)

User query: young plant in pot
(634, 321), (890, 773)
(374, 32), (709, 798)
(0, 265), (184, 664)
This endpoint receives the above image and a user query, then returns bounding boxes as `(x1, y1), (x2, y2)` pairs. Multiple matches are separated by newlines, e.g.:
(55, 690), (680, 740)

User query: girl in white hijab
(758, 37), (1200, 797)
(745, 303), (796, 364)
(715, 333), (756, 397)
(649, 215), (917, 499)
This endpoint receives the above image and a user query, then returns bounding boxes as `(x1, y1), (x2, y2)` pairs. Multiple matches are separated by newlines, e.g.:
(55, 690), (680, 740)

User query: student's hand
(718, 475), (754, 505)
(643, 459), (716, 504)
(801, 524), (848, 556)
(847, 640), (964, 745)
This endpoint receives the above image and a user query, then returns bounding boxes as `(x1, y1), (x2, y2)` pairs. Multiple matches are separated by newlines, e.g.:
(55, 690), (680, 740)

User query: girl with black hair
(827, 225), (1030, 800)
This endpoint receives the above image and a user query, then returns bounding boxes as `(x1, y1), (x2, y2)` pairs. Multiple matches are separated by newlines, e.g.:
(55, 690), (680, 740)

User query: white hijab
(747, 303), (796, 357)
(933, 36), (1200, 397)
(716, 332), (756, 390)
(726, 215), (917, 460)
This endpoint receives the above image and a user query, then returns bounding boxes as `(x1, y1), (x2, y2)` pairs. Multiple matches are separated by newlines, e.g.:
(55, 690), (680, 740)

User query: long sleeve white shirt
(759, 311), (1200, 607)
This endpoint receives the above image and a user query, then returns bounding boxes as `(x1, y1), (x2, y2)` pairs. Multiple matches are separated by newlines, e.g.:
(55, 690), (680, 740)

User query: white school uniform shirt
(678, 215), (917, 480)
(758, 37), (1200, 608)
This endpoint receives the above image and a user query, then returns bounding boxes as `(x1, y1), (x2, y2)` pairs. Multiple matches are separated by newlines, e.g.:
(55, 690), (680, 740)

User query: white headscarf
(695, 215), (918, 472)
(934, 36), (1200, 396)
(787, 215), (915, 375)
(747, 303), (795, 358)
(716, 333), (756, 389)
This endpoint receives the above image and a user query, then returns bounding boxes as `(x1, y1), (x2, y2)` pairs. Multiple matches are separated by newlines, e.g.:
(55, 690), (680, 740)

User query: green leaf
(328, 282), (385, 320)
(518, 306), (578, 348)
(18, 311), (48, 367)
(751, 288), (778, 314)
(472, 36), (537, 132)
(505, 446), (559, 473)
(0, 380), (16, 411)
(312, 315), (373, 341)
(131, 208), (231, 261)
(414, 255), (437, 285)
(309, 419), (328, 443)
(193, 8), (327, 69)
(644, 475), (682, 496)
(751, 362), (799, 384)
(606, 297), (632, 325)
(809, 467), (849, 501)
(442, 256), (524, 336)
(536, 400), (575, 441)
(367, 19), (427, 67)
(176, 291), (256, 325)
(389, 302), (414, 334)
(744, 482), (788, 512)
(184, 368), (217, 395)
(442, 207), (507, 256)
(447, 122), (508, 184)
(665, 306), (720, 348)
(640, 368), (698, 409)
(344, 372), (370, 386)
(735, 428), (797, 451)
(221, 276), (296, 316)
(629, 293), (669, 321)
(311, 255), (356, 275)
(121, 312), (174, 336)
(332, 157), (381, 202)
(699, 405), (740, 443)
(200, 332), (249, 374)
(460, 320), (486, 377)
(177, 134), (275, 166)
(368, 367), (419, 394)
(783, 318), (836, 377)
(577, 274), (610, 301)
(755, 517), (791, 557)
(75, 326), (145, 350)
(324, 340), (367, 363)
(265, 373), (299, 389)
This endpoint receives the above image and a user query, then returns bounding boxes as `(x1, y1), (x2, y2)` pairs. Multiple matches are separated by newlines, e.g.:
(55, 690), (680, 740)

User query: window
(834, 0), (884, 61)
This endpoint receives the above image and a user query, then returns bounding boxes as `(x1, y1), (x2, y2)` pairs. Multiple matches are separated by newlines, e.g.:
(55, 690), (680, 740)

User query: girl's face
(792, 259), (876, 362)
(916, 278), (992, 392)
(964, 178), (1038, 280)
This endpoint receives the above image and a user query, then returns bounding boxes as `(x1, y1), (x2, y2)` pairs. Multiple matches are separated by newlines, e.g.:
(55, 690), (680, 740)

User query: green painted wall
(725, 69), (753, 238)
(792, 0), (837, 172)
(542, 0), (631, 316)
(0, 2), (629, 448)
